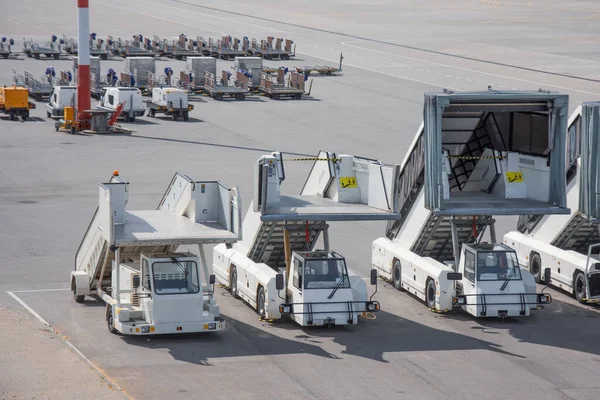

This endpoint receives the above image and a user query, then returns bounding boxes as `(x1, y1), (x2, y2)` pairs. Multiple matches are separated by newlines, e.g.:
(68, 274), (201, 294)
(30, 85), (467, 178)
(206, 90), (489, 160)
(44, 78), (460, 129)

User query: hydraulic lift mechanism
(212, 151), (402, 327)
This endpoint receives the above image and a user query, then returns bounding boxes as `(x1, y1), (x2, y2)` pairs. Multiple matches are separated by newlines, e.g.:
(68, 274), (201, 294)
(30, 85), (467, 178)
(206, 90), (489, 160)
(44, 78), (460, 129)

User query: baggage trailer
(248, 37), (295, 60)
(204, 70), (250, 101)
(258, 70), (308, 100)
(504, 102), (600, 304)
(1, 37), (15, 59)
(0, 86), (36, 121)
(160, 34), (201, 60)
(371, 89), (571, 319)
(72, 171), (241, 335)
(62, 33), (110, 60)
(146, 87), (193, 121)
(213, 151), (401, 326)
(211, 36), (246, 60)
(13, 69), (54, 101)
(294, 53), (344, 76)
(110, 35), (155, 58)
(22, 36), (64, 60)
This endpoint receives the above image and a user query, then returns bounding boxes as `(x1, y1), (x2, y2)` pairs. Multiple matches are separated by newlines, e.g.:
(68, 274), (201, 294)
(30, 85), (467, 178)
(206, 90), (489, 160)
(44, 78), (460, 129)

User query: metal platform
(114, 210), (239, 246)
(440, 192), (570, 216)
(262, 195), (403, 221)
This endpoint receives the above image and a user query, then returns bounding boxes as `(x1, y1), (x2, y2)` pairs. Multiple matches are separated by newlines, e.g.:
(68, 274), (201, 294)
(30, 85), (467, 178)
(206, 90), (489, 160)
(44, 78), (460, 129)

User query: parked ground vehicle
(72, 171), (241, 335)
(97, 87), (145, 122)
(146, 87), (193, 121)
(0, 85), (36, 121)
(45, 86), (76, 118)
(213, 151), (401, 327)
(504, 102), (600, 303)
(372, 89), (571, 318)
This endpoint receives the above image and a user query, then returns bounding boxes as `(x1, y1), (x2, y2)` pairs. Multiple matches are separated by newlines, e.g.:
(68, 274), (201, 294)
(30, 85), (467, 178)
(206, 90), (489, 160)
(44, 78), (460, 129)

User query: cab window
(142, 259), (151, 290)
(293, 258), (303, 289)
(464, 251), (475, 282)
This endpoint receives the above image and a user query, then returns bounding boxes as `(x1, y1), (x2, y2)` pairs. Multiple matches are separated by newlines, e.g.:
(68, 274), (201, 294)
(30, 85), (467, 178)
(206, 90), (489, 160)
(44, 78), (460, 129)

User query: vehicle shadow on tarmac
(456, 298), (600, 357)
(120, 313), (339, 366)
(265, 310), (525, 363)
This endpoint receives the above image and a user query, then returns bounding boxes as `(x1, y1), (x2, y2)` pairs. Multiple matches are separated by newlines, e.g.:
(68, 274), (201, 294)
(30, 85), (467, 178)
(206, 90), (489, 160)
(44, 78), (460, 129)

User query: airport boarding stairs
(75, 172), (241, 294)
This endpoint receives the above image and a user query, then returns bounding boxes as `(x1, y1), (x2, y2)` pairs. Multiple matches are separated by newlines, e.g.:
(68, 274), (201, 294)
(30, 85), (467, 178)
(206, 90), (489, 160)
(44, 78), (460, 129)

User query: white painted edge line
(10, 288), (70, 293)
(5, 290), (132, 399)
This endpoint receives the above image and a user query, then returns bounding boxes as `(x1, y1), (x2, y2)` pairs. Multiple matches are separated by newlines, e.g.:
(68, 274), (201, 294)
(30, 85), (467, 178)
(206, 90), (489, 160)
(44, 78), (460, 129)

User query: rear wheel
(530, 253), (542, 283)
(426, 278), (436, 309)
(8, 111), (15, 121)
(393, 260), (403, 291)
(172, 113), (178, 121)
(257, 287), (266, 317)
(183, 111), (189, 121)
(122, 113), (129, 122)
(230, 267), (239, 299)
(574, 271), (587, 303)
(129, 115), (136, 123)
(106, 305), (118, 334)
(47, 111), (51, 118)
(72, 280), (84, 303)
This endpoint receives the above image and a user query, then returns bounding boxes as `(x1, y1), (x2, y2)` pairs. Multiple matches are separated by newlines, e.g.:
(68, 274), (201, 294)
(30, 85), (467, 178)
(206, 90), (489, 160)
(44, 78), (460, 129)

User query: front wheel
(106, 305), (119, 334)
(72, 280), (84, 303)
(426, 279), (436, 309)
(393, 260), (403, 291)
(574, 272), (587, 303)
(230, 268), (239, 299)
(530, 253), (542, 283)
(257, 287), (266, 318)
(183, 111), (189, 121)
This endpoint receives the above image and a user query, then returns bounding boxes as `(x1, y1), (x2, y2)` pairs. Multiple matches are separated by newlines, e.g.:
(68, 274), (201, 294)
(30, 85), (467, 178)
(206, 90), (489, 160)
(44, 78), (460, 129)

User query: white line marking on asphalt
(10, 288), (70, 293)
(6, 290), (132, 399)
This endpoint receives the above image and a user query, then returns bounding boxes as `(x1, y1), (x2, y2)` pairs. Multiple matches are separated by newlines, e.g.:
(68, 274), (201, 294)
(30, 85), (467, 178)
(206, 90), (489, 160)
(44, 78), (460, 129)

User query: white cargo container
(146, 87), (193, 121)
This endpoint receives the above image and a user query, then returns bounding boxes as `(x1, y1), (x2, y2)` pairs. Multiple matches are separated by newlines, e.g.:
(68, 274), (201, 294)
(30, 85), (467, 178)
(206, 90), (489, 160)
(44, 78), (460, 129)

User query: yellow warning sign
(505, 172), (523, 183)
(339, 177), (357, 188)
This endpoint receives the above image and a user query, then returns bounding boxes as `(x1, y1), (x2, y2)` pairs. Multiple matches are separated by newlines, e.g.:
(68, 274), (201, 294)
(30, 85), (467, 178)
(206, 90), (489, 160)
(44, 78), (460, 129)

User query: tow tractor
(72, 171), (241, 335)
(213, 151), (401, 327)
(504, 102), (600, 303)
(372, 89), (571, 318)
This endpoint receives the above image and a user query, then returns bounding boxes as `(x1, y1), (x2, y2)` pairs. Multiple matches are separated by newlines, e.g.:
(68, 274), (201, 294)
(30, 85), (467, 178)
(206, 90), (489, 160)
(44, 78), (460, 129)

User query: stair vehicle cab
(372, 89), (570, 318)
(71, 171), (241, 335)
(45, 86), (76, 118)
(213, 151), (402, 327)
(97, 87), (145, 122)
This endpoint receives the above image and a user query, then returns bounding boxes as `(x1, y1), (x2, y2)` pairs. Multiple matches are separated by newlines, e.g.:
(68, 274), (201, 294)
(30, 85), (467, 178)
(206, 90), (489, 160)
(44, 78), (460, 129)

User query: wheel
(172, 113), (178, 121)
(122, 113), (129, 122)
(294, 93), (302, 100)
(22, 111), (29, 120)
(129, 115), (135, 123)
(183, 111), (189, 121)
(101, 54), (108, 60)
(236, 94), (245, 100)
(34, 53), (40, 59)
(215, 93), (223, 101)
(2, 54), (8, 59)
(426, 278), (436, 309)
(148, 109), (155, 117)
(47, 111), (51, 118)
(530, 253), (542, 283)
(272, 94), (280, 100)
(53, 54), (59, 60)
(393, 260), (403, 290)
(8, 111), (15, 121)
(106, 305), (119, 334)
(70, 126), (76, 134)
(574, 271), (587, 303)
(257, 287), (266, 318)
(230, 267), (239, 299)
(72, 280), (84, 303)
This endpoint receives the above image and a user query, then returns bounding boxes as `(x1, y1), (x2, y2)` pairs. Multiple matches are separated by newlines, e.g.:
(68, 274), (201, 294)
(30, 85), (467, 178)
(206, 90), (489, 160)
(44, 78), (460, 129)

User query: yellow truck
(0, 85), (36, 121)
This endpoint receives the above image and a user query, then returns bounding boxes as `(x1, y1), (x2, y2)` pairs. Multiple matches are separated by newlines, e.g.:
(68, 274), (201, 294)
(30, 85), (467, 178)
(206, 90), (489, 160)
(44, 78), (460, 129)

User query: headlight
(279, 304), (292, 314)
(453, 296), (466, 305)
(366, 302), (380, 312)
(537, 293), (552, 304)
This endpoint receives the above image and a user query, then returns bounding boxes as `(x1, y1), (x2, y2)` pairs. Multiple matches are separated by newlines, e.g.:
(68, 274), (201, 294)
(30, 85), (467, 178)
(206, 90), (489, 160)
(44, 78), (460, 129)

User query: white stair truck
(213, 151), (402, 327)
(504, 102), (600, 303)
(372, 89), (571, 319)
(72, 171), (242, 335)
(146, 87), (193, 121)
(97, 87), (145, 122)
(45, 86), (76, 118)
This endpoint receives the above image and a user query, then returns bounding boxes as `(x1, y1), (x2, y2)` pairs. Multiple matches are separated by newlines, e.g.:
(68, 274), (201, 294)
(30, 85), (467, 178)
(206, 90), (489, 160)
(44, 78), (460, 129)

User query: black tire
(47, 111), (51, 118)
(72, 280), (84, 303)
(8, 111), (15, 121)
(123, 113), (129, 122)
(106, 305), (118, 334)
(172, 113), (178, 121)
(230, 267), (239, 299)
(148, 109), (155, 117)
(53, 54), (59, 60)
(426, 278), (436, 309)
(257, 286), (266, 317)
(101, 54), (108, 60)
(22, 111), (29, 120)
(129, 115), (135, 123)
(393, 260), (403, 290)
(34, 53), (40, 59)
(2, 54), (8, 59)
(530, 253), (542, 283)
(215, 93), (223, 101)
(183, 111), (189, 121)
(574, 271), (587, 303)
(273, 94), (280, 100)
(294, 93), (302, 100)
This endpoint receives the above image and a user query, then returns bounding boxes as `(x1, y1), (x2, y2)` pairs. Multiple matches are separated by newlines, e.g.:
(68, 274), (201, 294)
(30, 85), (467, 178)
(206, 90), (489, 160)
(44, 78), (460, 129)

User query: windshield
(303, 258), (350, 289)
(476, 251), (522, 281)
(152, 260), (199, 295)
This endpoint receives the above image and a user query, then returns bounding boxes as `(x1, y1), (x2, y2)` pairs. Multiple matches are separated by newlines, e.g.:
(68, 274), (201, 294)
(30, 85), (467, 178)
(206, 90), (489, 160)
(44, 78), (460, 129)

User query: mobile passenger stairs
(504, 102), (600, 304)
(372, 88), (571, 319)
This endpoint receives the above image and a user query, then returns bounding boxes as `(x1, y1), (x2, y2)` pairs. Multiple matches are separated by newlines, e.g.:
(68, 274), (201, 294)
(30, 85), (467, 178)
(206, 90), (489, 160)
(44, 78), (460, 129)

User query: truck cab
(97, 87), (145, 122)
(453, 243), (551, 318)
(111, 252), (223, 335)
(45, 86), (76, 118)
(279, 251), (379, 327)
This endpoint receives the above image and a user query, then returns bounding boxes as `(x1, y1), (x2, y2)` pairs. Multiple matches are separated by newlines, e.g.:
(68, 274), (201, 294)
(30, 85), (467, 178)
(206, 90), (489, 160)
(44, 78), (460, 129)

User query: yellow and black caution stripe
(446, 155), (505, 160)
(429, 308), (450, 314)
(283, 157), (340, 162)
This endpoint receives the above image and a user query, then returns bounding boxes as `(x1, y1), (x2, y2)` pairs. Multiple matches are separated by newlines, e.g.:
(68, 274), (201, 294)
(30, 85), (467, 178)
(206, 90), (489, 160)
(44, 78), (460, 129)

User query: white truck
(146, 87), (194, 121)
(372, 89), (571, 319)
(97, 87), (145, 122)
(213, 151), (402, 327)
(504, 102), (600, 304)
(45, 86), (76, 118)
(71, 171), (242, 335)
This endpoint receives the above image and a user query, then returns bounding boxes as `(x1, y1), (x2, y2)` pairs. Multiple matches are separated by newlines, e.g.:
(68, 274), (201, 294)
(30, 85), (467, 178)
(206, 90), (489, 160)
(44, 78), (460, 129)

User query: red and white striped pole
(77, 0), (91, 120)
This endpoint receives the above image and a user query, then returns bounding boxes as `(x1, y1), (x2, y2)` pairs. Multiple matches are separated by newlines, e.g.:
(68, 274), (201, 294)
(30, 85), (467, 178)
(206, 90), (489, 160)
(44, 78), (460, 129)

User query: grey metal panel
(261, 195), (403, 221)
(437, 192), (570, 216)
(579, 102), (600, 220)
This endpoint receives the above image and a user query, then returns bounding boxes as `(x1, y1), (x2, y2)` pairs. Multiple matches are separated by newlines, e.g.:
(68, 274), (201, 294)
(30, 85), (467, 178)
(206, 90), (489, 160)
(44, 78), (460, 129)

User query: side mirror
(447, 272), (463, 281)
(209, 274), (216, 285)
(370, 269), (378, 286)
(275, 273), (284, 291)
(544, 268), (551, 283)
